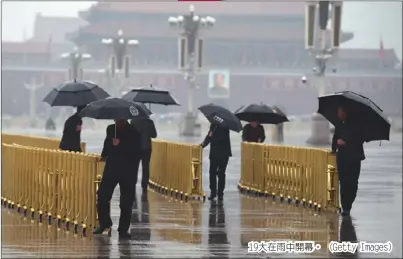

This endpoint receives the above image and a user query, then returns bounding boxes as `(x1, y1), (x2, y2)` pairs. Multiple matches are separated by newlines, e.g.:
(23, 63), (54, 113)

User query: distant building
(67, 2), (356, 68)
(1, 2), (402, 117)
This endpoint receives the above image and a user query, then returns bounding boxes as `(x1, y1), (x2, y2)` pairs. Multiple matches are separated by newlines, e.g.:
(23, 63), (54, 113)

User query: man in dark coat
(59, 106), (85, 152)
(332, 106), (365, 216)
(131, 118), (157, 195)
(242, 121), (266, 143)
(45, 117), (56, 131)
(201, 124), (232, 201)
(93, 119), (141, 239)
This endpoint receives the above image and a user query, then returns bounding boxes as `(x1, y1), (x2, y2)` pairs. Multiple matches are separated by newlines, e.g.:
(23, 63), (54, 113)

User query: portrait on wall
(208, 70), (230, 99)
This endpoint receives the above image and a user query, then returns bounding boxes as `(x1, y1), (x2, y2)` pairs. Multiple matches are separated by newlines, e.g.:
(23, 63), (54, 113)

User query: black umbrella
(43, 80), (110, 107)
(318, 91), (390, 142)
(198, 103), (242, 133)
(122, 85), (180, 106)
(235, 103), (289, 124)
(79, 97), (151, 120)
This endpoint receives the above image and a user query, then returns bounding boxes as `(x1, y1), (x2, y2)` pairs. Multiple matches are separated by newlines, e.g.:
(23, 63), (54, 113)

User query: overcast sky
(1, 1), (402, 60)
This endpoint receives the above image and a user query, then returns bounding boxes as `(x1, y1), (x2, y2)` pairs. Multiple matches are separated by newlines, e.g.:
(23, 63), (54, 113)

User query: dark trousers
(139, 149), (152, 190)
(209, 156), (229, 196)
(59, 141), (81, 153)
(337, 156), (361, 212)
(97, 158), (140, 233)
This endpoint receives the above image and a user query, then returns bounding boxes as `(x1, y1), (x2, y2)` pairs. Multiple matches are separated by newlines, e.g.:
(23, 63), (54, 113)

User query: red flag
(378, 37), (385, 60)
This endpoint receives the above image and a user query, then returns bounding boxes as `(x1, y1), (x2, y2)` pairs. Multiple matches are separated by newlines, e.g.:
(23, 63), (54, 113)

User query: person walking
(59, 106), (85, 152)
(201, 124), (232, 201)
(241, 121), (265, 143)
(131, 118), (157, 195)
(331, 106), (365, 216)
(45, 117), (56, 131)
(93, 119), (141, 239)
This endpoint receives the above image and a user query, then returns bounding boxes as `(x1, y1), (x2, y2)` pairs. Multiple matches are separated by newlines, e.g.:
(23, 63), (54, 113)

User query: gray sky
(1, 1), (402, 60)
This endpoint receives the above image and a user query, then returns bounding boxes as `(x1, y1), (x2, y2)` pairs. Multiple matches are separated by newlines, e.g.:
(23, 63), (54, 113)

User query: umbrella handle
(212, 124), (218, 133)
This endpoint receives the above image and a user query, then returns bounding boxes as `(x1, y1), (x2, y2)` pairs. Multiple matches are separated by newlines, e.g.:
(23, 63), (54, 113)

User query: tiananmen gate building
(1, 2), (402, 117)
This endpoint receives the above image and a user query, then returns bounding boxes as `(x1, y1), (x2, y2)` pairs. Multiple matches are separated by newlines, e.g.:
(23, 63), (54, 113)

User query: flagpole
(379, 32), (385, 67)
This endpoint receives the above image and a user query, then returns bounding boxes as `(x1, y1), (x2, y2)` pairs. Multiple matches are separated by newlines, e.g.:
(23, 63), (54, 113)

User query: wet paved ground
(2, 128), (402, 258)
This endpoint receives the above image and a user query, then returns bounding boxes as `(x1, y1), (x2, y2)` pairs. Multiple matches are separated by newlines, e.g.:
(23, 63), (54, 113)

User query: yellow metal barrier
(149, 139), (205, 201)
(240, 195), (339, 256)
(2, 133), (86, 152)
(148, 189), (202, 244)
(239, 142), (340, 212)
(1, 143), (102, 235)
(1, 133), (203, 241)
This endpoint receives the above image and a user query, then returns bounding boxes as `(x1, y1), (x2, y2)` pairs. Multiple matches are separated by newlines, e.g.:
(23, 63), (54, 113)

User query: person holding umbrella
(59, 106), (85, 152)
(123, 85), (176, 195)
(130, 107), (157, 196)
(235, 104), (289, 143)
(198, 103), (242, 201)
(94, 118), (141, 238)
(79, 97), (151, 239)
(241, 121), (265, 143)
(318, 91), (391, 216)
(43, 80), (110, 152)
(331, 105), (365, 216)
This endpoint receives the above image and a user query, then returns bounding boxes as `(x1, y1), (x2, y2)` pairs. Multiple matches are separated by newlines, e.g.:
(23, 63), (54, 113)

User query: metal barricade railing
(240, 195), (339, 256)
(2, 134), (203, 241)
(148, 189), (202, 244)
(1, 143), (100, 235)
(2, 133), (86, 152)
(239, 142), (340, 212)
(149, 139), (204, 201)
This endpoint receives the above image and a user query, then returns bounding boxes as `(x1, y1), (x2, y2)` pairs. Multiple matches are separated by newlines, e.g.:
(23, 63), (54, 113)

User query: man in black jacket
(201, 124), (232, 201)
(93, 119), (141, 239)
(45, 117), (56, 131)
(59, 106), (85, 152)
(131, 118), (157, 195)
(241, 121), (265, 143)
(332, 106), (365, 216)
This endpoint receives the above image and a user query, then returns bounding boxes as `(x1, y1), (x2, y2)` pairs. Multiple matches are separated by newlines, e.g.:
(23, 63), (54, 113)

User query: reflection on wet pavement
(240, 195), (339, 257)
(1, 129), (402, 258)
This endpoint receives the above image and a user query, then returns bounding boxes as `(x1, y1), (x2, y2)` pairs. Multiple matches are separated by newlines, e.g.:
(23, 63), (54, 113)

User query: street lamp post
(101, 29), (139, 97)
(25, 77), (43, 128)
(305, 1), (342, 145)
(168, 4), (215, 136)
(61, 46), (91, 80)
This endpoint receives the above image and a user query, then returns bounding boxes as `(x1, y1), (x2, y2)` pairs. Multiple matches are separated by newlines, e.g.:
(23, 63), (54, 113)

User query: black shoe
(341, 210), (350, 216)
(118, 232), (131, 239)
(208, 195), (217, 201)
(93, 226), (111, 235)
(217, 195), (224, 201)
